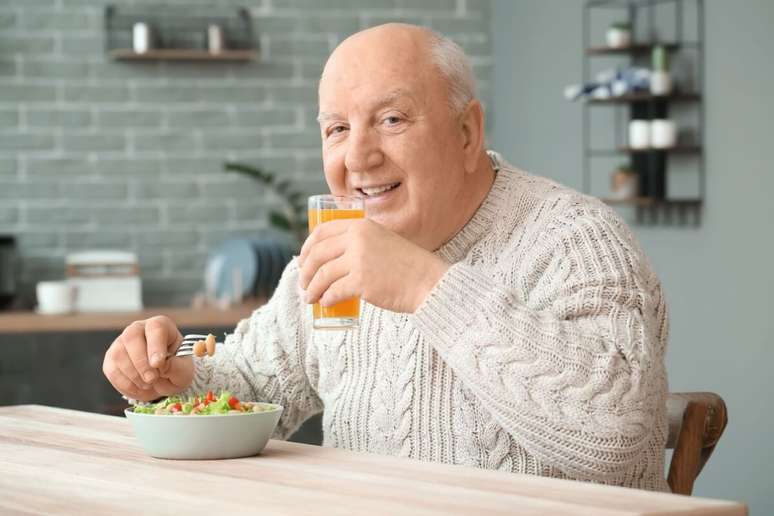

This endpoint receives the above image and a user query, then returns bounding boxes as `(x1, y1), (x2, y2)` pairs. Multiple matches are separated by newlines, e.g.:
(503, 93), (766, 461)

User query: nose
(344, 125), (384, 173)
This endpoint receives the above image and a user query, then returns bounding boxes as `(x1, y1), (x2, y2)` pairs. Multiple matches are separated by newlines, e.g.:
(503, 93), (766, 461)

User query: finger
(123, 329), (158, 384)
(104, 362), (155, 401)
(298, 231), (348, 289)
(152, 378), (185, 397)
(319, 273), (358, 307)
(306, 255), (350, 304)
(299, 219), (353, 266)
(145, 316), (182, 369)
(114, 345), (152, 391)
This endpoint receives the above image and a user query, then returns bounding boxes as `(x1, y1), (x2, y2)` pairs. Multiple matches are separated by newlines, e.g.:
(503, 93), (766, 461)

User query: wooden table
(0, 406), (747, 516)
(0, 303), (262, 334)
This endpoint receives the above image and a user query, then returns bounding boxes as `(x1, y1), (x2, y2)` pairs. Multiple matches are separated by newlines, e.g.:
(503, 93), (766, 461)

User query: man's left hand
(298, 219), (450, 314)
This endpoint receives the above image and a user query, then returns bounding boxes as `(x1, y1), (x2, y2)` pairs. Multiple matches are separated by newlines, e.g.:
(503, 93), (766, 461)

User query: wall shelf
(586, 43), (680, 55)
(589, 145), (702, 156)
(104, 5), (256, 62)
(582, 0), (705, 226)
(109, 49), (257, 62)
(587, 92), (701, 104)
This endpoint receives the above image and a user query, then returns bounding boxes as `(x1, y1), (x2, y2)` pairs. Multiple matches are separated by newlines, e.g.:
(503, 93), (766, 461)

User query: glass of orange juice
(307, 194), (365, 329)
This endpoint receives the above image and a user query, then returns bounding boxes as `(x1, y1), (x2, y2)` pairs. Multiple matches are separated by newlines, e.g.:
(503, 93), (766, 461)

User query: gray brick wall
(0, 0), (492, 307)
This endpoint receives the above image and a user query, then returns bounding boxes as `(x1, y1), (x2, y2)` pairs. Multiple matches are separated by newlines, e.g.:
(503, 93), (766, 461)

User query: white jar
(132, 22), (150, 54)
(606, 27), (631, 48)
(650, 70), (672, 96)
(650, 119), (677, 148)
(628, 120), (650, 149)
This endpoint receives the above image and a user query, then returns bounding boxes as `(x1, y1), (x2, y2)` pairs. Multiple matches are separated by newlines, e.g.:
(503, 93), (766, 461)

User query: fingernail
(143, 372), (157, 383)
(150, 352), (162, 366)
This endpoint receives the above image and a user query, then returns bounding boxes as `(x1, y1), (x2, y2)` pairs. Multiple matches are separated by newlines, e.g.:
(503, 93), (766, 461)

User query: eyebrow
(317, 88), (416, 124)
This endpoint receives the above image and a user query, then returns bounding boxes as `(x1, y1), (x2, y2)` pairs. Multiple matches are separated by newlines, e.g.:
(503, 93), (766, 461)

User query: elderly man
(103, 24), (669, 491)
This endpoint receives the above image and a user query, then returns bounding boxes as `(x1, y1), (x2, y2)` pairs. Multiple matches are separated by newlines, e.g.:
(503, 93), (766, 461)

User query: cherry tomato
(228, 396), (241, 410)
(206, 391), (215, 402)
(170, 403), (182, 412)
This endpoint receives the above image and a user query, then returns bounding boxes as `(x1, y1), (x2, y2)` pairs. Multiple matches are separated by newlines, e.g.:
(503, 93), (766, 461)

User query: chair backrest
(665, 392), (728, 495)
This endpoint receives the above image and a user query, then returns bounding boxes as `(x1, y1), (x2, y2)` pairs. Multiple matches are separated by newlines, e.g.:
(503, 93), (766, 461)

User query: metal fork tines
(169, 334), (222, 358)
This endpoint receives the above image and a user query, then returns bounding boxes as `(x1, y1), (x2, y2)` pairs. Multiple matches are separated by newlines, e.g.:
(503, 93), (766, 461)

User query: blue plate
(208, 239), (257, 301)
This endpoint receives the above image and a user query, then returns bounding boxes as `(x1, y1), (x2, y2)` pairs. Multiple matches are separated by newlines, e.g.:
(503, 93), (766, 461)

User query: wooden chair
(666, 392), (728, 495)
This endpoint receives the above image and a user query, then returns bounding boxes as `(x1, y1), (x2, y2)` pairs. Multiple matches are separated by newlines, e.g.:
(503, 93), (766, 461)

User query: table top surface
(0, 303), (261, 334)
(0, 405), (746, 516)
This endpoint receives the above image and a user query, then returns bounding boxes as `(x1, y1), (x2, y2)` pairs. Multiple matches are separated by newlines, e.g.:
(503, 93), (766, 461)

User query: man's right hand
(103, 315), (194, 402)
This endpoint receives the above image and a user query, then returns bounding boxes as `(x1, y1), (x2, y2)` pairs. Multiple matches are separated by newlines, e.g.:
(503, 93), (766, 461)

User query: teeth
(361, 183), (399, 196)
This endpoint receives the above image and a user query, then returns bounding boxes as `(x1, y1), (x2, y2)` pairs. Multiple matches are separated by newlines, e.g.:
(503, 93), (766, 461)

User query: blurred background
(0, 0), (771, 513)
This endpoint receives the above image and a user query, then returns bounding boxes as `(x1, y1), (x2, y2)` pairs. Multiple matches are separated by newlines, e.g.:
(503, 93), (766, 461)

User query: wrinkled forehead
(318, 34), (442, 115)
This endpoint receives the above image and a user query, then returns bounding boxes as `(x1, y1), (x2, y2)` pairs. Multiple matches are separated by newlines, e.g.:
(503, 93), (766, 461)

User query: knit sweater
(188, 151), (670, 491)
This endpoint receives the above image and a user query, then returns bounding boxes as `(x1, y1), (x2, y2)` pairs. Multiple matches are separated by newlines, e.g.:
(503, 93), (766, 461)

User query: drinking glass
(307, 195), (365, 329)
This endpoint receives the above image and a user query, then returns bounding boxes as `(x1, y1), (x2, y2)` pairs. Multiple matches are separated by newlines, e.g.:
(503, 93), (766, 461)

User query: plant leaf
(269, 210), (292, 231)
(224, 162), (271, 184)
(274, 180), (291, 194)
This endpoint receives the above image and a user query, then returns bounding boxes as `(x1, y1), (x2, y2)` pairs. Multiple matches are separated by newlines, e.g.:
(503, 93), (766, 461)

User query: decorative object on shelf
(606, 21), (632, 48)
(105, 5), (257, 61)
(66, 251), (143, 312)
(650, 119), (677, 149)
(207, 24), (224, 54)
(581, 0), (704, 225)
(610, 165), (638, 200)
(628, 120), (651, 149)
(132, 21), (151, 54)
(35, 281), (76, 315)
(650, 45), (672, 96)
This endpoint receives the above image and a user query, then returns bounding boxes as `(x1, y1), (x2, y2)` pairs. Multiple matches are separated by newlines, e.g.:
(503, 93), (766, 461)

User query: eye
(383, 115), (402, 126)
(326, 125), (348, 137)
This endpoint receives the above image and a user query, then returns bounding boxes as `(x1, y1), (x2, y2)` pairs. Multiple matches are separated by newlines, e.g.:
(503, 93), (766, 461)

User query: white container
(36, 281), (76, 314)
(132, 22), (150, 54)
(650, 119), (677, 148)
(650, 70), (673, 96)
(628, 120), (650, 149)
(66, 250), (143, 312)
(207, 24), (224, 54)
(606, 27), (631, 48)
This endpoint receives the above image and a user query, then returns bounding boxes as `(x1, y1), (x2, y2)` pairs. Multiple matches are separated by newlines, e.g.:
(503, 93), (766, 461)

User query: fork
(168, 333), (224, 358)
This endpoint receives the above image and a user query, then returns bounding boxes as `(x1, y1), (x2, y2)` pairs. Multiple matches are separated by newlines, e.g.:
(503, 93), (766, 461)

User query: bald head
(321, 23), (476, 116)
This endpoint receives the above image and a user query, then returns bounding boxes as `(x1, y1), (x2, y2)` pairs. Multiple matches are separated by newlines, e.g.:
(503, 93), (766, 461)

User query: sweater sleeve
(186, 259), (323, 439)
(411, 209), (668, 482)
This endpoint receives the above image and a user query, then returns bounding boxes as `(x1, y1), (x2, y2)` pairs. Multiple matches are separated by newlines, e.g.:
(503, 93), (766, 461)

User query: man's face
(317, 29), (468, 249)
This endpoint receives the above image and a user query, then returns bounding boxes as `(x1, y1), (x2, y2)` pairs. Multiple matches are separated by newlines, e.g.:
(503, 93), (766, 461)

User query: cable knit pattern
(187, 151), (669, 491)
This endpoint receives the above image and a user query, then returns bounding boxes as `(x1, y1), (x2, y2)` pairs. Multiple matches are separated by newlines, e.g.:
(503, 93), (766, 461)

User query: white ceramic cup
(650, 119), (677, 148)
(606, 28), (631, 48)
(628, 120), (650, 149)
(36, 281), (76, 314)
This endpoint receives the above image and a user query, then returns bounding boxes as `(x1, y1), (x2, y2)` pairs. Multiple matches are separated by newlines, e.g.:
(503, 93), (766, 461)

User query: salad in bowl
(125, 390), (283, 460)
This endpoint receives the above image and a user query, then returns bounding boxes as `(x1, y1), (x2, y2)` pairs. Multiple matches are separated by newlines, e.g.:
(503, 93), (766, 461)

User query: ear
(459, 99), (485, 174)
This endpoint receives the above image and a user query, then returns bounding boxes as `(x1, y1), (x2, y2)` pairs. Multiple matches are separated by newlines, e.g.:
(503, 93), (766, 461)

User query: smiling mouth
(357, 182), (401, 197)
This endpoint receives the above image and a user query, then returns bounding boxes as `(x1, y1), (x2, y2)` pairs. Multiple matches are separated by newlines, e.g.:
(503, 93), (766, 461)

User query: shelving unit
(582, 0), (704, 225)
(104, 5), (257, 62)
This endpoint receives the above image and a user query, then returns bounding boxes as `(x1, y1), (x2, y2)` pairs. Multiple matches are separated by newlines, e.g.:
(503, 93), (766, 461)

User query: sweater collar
(435, 150), (512, 263)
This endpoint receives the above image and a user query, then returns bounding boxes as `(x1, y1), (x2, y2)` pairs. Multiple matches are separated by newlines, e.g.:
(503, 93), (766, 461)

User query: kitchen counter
(0, 302), (263, 334)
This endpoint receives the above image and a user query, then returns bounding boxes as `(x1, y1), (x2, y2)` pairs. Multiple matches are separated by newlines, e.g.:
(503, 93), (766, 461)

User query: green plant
(224, 162), (308, 247)
(610, 21), (632, 31)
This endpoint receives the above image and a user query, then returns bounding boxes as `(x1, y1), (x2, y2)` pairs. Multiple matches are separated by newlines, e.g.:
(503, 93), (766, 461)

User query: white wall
(490, 1), (774, 513)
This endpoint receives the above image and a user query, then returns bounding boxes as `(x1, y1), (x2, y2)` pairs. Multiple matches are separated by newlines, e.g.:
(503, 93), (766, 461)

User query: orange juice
(308, 207), (365, 326)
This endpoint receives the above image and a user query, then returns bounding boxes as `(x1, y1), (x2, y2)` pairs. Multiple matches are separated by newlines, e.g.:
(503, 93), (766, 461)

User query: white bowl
(125, 403), (283, 460)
